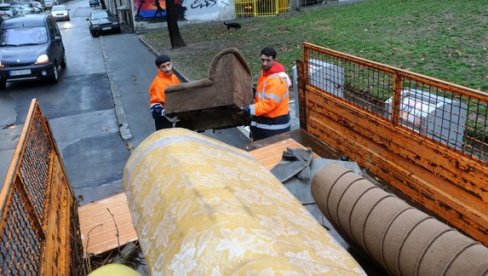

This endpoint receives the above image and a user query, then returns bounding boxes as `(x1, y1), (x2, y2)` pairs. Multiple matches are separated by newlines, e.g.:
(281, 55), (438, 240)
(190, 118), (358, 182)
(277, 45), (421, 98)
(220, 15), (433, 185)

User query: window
(91, 11), (109, 20)
(0, 26), (48, 46)
(52, 5), (66, 11)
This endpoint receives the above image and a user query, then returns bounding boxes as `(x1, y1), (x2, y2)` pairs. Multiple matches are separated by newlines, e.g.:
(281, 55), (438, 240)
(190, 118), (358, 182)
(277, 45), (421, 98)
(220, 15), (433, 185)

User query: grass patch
(142, 0), (488, 92)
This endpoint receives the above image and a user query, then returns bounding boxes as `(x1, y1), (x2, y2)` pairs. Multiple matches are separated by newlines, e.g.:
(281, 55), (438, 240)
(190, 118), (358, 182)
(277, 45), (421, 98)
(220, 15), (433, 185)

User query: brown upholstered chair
(164, 48), (254, 131)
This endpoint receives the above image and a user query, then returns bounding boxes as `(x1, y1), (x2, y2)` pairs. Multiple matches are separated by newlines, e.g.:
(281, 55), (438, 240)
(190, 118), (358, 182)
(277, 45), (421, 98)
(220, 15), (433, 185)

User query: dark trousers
(250, 114), (291, 141)
(250, 125), (290, 141)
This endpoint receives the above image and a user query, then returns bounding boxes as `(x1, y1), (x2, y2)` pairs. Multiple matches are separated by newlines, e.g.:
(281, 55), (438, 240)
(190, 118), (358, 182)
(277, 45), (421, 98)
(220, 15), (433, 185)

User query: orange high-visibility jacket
(148, 71), (180, 107)
(249, 66), (290, 118)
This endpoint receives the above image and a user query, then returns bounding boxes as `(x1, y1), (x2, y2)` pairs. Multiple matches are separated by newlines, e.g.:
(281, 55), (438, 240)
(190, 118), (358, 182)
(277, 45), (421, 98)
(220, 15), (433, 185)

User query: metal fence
(235, 0), (289, 17)
(0, 99), (84, 275)
(299, 42), (488, 246)
(304, 45), (488, 161)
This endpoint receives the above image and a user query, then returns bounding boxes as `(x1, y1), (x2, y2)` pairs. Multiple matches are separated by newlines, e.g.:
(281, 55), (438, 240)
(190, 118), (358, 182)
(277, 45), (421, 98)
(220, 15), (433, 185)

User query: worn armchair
(164, 48), (254, 131)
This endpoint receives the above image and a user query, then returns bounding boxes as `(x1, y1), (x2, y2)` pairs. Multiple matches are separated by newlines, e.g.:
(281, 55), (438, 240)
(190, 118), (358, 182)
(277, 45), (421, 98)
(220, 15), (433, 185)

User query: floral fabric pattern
(123, 128), (365, 275)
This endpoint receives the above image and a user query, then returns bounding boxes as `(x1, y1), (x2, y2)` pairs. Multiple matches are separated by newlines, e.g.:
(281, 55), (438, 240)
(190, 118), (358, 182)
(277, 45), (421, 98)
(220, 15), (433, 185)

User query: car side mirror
(53, 36), (61, 42)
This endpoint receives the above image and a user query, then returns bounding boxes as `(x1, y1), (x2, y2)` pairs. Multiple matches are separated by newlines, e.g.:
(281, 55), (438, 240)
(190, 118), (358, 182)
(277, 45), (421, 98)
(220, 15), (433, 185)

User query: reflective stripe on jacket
(148, 71), (180, 108)
(250, 114), (291, 130)
(249, 72), (290, 118)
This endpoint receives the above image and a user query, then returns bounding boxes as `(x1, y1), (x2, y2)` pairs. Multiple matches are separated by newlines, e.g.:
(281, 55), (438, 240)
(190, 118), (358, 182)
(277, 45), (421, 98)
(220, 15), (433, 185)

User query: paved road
(0, 0), (130, 203)
(0, 0), (251, 203)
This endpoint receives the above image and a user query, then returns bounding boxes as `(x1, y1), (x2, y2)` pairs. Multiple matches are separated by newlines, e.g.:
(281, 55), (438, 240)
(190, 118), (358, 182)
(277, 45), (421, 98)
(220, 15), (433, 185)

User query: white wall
(132, 0), (235, 32)
(183, 0), (234, 21)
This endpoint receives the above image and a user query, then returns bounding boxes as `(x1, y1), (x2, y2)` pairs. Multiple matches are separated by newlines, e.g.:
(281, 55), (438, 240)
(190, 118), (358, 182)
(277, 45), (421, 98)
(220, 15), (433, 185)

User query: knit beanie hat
(155, 55), (171, 66)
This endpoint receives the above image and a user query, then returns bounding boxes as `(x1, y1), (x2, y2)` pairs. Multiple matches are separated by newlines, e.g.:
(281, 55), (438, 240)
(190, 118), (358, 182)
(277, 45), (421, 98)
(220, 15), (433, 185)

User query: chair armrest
(166, 79), (214, 94)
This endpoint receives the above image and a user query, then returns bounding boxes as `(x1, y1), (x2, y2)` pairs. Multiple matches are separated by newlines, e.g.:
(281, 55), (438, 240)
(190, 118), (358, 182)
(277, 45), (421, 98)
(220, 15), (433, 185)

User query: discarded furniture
(123, 128), (365, 275)
(164, 48), (254, 131)
(312, 164), (488, 276)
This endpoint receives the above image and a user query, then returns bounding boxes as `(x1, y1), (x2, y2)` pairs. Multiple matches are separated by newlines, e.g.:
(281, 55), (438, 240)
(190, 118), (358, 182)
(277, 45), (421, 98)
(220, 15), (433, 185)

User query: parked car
(51, 5), (69, 21)
(89, 0), (100, 7)
(87, 10), (120, 37)
(29, 1), (43, 13)
(0, 4), (15, 19)
(12, 4), (34, 15)
(0, 14), (66, 88)
(43, 0), (58, 10)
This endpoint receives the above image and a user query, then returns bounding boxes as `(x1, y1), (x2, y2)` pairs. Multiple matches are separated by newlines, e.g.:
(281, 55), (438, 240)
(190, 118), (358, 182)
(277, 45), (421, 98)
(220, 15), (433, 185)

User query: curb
(100, 36), (133, 142)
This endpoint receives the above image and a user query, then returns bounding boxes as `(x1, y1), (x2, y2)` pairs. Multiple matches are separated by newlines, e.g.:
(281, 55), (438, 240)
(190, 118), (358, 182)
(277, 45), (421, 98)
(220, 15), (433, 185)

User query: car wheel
(51, 63), (59, 83)
(0, 80), (6, 89)
(61, 52), (67, 68)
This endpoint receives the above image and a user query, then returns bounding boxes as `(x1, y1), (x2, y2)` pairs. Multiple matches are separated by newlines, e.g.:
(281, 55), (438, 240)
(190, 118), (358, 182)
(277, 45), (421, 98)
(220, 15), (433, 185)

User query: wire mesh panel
(235, 0), (288, 17)
(397, 79), (486, 160)
(304, 44), (488, 161)
(0, 99), (84, 275)
(19, 114), (52, 223)
(277, 0), (289, 13)
(0, 182), (42, 274)
(235, 0), (256, 17)
(301, 42), (488, 246)
(307, 49), (394, 118)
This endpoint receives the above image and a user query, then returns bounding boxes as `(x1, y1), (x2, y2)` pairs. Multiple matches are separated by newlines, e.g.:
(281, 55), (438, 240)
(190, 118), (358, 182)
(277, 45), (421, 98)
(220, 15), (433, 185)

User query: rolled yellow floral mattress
(123, 128), (365, 275)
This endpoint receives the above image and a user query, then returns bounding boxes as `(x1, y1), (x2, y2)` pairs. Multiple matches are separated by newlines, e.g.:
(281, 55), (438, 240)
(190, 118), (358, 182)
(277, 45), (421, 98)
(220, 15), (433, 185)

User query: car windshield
(52, 5), (65, 10)
(91, 11), (108, 20)
(0, 27), (48, 46)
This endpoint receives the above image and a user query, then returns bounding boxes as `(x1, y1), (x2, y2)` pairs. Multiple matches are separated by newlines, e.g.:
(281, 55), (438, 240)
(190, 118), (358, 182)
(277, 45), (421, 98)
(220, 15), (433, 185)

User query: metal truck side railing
(0, 99), (84, 275)
(298, 42), (488, 246)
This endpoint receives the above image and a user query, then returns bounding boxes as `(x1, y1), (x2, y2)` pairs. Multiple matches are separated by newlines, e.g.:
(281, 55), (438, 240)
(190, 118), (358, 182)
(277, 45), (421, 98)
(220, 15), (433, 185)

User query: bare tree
(165, 0), (186, 48)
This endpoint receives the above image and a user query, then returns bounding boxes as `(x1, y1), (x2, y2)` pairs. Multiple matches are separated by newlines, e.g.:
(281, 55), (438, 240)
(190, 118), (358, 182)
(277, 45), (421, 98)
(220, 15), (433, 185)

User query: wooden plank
(249, 138), (307, 169)
(78, 193), (137, 256)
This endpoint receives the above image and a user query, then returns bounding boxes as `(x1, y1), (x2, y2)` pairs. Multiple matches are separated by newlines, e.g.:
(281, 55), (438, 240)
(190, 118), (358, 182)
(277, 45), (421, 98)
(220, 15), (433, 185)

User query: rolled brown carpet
(311, 163), (488, 276)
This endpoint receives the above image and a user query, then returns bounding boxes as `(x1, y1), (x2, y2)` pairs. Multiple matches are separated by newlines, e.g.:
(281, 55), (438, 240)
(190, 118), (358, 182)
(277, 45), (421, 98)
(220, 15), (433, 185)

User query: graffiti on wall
(194, 0), (230, 9)
(133, 0), (232, 23)
(185, 0), (230, 20)
(134, 0), (187, 22)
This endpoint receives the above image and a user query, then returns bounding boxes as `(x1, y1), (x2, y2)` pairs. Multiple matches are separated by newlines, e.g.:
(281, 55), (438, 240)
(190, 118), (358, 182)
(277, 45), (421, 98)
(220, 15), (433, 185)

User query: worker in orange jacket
(148, 55), (181, 130)
(243, 47), (291, 141)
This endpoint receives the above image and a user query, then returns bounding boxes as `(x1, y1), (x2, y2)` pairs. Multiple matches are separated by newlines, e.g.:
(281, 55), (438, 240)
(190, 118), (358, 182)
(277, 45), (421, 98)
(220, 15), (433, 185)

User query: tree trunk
(165, 0), (186, 48)
(100, 0), (106, 10)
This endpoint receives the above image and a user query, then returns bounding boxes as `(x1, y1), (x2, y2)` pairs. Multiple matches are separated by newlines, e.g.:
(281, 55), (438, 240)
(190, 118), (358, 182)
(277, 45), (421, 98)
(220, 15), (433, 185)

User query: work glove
(166, 115), (180, 124)
(165, 115), (180, 127)
(150, 104), (164, 119)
